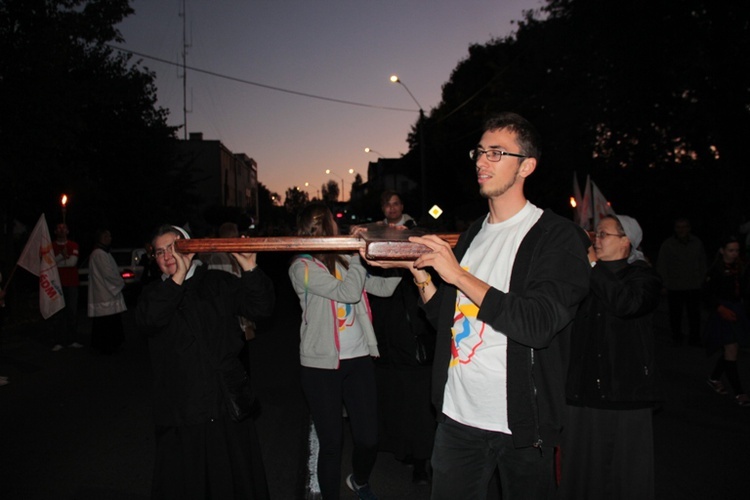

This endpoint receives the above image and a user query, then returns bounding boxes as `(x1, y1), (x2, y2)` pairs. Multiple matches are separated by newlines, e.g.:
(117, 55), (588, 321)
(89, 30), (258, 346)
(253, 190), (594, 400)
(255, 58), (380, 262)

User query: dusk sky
(116, 0), (543, 202)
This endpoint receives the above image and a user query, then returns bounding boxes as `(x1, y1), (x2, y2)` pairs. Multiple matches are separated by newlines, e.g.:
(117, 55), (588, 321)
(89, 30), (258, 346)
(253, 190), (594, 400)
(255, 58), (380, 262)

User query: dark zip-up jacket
(136, 265), (275, 426)
(566, 259), (663, 409)
(423, 210), (591, 448)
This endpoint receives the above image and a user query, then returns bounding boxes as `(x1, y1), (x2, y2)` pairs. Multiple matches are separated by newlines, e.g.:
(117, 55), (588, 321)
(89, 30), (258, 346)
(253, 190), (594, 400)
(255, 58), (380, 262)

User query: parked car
(78, 248), (147, 305)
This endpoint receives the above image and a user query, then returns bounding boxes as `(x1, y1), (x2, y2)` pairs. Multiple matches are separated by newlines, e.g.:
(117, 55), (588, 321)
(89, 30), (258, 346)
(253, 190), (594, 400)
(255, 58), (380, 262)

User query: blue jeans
(431, 416), (555, 500)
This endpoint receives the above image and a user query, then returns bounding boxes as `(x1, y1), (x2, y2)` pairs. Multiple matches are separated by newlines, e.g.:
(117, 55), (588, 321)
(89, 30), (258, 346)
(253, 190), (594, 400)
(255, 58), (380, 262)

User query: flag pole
(1, 263), (20, 295)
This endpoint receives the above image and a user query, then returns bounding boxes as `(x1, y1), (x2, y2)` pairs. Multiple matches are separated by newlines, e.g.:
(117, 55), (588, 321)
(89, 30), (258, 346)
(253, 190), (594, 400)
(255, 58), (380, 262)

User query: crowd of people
(2, 111), (749, 500)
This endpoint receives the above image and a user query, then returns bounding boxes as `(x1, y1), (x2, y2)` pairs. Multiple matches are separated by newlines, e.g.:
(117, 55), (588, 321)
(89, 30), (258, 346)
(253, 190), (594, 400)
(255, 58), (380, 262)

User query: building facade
(174, 133), (259, 234)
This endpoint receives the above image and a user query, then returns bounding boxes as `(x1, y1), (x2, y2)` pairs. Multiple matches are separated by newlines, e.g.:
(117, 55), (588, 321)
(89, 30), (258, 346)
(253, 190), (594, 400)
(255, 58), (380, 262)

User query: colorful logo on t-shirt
(334, 267), (356, 332)
(450, 292), (485, 367)
(337, 303), (355, 332)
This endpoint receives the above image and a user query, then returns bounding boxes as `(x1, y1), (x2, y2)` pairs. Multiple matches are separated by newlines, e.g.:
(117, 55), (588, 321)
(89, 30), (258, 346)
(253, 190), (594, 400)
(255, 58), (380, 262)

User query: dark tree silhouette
(417, 0), (749, 252)
(0, 0), (180, 250)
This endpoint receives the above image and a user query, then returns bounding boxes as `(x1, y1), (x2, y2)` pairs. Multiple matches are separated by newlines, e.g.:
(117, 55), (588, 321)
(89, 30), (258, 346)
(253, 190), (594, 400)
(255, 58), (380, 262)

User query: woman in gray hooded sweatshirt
(289, 203), (400, 500)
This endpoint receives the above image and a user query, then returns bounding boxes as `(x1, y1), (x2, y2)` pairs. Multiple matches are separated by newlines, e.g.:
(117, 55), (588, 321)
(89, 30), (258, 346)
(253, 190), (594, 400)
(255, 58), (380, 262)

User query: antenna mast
(180, 0), (189, 139)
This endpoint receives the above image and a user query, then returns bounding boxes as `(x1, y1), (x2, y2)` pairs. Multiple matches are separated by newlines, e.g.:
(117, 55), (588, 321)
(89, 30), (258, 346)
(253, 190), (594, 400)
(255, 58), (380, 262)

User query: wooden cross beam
(174, 227), (460, 260)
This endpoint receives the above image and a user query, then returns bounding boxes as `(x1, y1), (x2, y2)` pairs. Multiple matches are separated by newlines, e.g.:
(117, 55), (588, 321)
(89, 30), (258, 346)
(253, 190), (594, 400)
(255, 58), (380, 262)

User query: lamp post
(325, 169), (345, 202)
(364, 147), (384, 157)
(390, 75), (426, 215)
(305, 182), (321, 200)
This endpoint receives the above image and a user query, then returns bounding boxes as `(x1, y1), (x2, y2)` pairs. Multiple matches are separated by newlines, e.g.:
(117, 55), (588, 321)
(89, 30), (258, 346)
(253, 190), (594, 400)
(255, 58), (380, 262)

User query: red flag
(16, 214), (65, 319)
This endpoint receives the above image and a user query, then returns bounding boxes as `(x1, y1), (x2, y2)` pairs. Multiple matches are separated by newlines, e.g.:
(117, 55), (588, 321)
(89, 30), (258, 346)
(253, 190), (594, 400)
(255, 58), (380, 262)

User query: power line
(107, 44), (419, 113)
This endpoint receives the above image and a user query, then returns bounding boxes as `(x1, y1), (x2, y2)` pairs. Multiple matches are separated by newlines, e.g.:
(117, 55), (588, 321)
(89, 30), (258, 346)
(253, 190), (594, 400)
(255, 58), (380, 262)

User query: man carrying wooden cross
(364, 112), (591, 500)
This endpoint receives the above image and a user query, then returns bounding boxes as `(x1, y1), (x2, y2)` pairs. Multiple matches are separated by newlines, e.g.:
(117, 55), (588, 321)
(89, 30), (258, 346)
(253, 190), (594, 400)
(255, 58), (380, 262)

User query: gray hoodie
(289, 254), (400, 369)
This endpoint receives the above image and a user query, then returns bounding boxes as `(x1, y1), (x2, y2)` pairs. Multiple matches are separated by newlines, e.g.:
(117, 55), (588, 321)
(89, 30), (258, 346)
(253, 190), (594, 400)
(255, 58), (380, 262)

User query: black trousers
(667, 289), (701, 341)
(301, 356), (378, 500)
(431, 416), (555, 500)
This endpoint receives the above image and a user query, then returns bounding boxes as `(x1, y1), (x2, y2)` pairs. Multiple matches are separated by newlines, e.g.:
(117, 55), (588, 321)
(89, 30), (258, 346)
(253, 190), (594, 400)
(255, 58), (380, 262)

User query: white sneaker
(68, 342), (84, 348)
(51, 344), (64, 352)
(0, 379), (9, 387)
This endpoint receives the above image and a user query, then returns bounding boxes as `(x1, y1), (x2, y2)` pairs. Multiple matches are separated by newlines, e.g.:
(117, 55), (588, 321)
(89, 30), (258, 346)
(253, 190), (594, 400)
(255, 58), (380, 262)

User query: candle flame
(61, 194), (68, 206)
(569, 196), (577, 208)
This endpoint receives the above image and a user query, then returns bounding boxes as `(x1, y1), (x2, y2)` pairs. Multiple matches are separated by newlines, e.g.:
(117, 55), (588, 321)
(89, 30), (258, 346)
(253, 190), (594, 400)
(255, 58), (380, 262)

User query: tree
(418, 0), (750, 248)
(284, 186), (309, 215)
(255, 182), (288, 234)
(352, 173), (364, 193)
(321, 180), (340, 204)
(0, 0), (179, 250)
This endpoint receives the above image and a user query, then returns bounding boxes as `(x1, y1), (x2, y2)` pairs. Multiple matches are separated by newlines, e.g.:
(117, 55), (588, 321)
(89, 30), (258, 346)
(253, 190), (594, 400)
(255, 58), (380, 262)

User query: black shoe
(346, 474), (378, 500)
(412, 459), (430, 484)
(412, 468), (429, 485)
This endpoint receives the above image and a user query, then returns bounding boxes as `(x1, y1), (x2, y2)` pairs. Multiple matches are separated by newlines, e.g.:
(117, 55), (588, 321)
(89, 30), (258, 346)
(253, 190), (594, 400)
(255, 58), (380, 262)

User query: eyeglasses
(153, 242), (175, 260)
(594, 231), (625, 240)
(469, 148), (528, 162)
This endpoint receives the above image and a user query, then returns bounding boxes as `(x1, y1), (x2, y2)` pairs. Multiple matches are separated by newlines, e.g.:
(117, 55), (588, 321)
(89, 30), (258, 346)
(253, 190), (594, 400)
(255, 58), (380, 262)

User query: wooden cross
(174, 226), (460, 260)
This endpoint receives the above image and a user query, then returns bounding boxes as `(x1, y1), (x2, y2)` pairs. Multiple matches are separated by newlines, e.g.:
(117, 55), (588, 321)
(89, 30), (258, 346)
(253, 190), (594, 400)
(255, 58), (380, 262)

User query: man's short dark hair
(218, 222), (239, 238)
(483, 112), (542, 161)
(380, 190), (403, 207)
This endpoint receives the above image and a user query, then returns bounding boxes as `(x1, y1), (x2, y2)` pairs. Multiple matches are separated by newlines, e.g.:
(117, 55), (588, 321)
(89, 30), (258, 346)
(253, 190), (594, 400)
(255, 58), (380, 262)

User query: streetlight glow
(390, 74), (427, 214)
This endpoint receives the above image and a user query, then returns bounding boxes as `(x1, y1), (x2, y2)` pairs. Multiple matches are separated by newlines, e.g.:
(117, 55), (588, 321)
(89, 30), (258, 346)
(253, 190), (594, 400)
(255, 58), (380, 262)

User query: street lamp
(390, 74), (427, 216)
(364, 147), (384, 157)
(325, 169), (345, 202)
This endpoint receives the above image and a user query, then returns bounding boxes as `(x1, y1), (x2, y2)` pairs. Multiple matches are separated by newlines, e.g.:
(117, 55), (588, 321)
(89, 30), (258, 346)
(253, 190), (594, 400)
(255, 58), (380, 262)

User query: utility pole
(180, 0), (190, 139)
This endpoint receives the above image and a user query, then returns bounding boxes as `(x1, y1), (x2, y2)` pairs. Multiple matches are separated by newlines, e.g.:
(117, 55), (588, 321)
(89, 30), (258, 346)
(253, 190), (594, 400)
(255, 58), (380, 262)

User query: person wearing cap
(136, 224), (275, 499)
(561, 214), (662, 500)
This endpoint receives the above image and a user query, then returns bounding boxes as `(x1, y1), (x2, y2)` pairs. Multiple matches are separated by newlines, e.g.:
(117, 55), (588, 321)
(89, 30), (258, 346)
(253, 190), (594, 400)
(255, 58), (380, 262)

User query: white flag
(579, 175), (593, 230)
(572, 172), (583, 226)
(17, 214), (65, 319)
(592, 181), (616, 228)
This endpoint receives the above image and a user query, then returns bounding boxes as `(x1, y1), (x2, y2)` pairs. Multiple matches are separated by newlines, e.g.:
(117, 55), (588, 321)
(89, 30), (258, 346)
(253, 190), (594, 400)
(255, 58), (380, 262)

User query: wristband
(413, 273), (432, 289)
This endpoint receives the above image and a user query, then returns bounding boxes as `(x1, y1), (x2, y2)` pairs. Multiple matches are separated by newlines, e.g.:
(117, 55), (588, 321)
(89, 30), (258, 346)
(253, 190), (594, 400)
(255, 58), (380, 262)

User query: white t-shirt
(443, 201), (543, 433)
(382, 214), (415, 227)
(337, 301), (369, 359)
(334, 267), (370, 360)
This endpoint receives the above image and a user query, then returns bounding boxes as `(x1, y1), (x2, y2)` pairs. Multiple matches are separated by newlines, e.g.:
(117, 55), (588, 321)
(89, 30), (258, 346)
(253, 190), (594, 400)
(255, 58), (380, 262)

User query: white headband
(171, 225), (190, 239)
